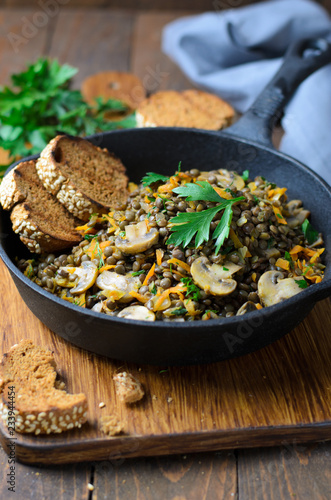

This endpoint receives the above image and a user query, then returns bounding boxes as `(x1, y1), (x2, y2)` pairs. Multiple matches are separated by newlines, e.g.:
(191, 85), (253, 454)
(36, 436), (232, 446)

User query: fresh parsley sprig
(141, 172), (170, 187)
(301, 219), (319, 245)
(167, 182), (244, 254)
(0, 58), (136, 166)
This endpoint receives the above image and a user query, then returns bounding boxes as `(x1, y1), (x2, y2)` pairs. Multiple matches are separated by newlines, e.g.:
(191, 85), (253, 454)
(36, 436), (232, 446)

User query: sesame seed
(99, 402), (105, 408)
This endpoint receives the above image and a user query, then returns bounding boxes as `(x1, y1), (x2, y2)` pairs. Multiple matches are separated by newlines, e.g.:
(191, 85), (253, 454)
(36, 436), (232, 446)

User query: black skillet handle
(222, 38), (331, 147)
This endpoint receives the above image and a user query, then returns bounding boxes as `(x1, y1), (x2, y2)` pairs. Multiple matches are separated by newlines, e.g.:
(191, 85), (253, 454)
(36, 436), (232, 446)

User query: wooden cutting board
(0, 260), (330, 465)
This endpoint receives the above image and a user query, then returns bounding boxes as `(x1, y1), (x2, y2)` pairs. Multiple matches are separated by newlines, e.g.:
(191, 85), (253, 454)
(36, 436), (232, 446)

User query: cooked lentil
(17, 168), (325, 321)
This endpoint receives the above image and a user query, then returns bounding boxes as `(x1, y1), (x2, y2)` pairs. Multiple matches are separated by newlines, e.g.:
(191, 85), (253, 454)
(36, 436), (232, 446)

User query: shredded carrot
(229, 228), (243, 249)
(75, 223), (96, 235)
(129, 291), (149, 303)
(98, 264), (116, 273)
(185, 299), (201, 316)
(99, 240), (112, 252)
(154, 283), (187, 311)
(272, 206), (287, 224)
(84, 239), (99, 259)
(275, 258), (290, 271)
(75, 293), (86, 308)
(156, 249), (164, 266)
(268, 187), (287, 200)
(247, 182), (257, 192)
(255, 303), (263, 310)
(213, 186), (232, 199)
(167, 258), (191, 273)
(310, 248), (324, 263)
(142, 263), (156, 286)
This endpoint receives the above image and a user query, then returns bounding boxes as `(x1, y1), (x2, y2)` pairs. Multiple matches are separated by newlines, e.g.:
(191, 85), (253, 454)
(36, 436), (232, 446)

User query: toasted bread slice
(136, 90), (235, 130)
(36, 135), (129, 222)
(81, 71), (146, 111)
(0, 340), (88, 435)
(0, 160), (83, 254)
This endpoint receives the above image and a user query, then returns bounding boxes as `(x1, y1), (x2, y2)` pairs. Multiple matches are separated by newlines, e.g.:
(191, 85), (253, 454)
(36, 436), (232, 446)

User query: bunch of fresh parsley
(0, 58), (136, 174)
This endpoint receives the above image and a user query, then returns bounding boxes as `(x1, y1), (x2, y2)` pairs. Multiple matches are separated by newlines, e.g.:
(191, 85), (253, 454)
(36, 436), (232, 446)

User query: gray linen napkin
(162, 0), (331, 185)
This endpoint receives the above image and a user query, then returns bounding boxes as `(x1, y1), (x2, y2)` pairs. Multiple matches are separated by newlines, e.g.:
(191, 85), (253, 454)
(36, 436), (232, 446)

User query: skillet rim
(0, 126), (330, 330)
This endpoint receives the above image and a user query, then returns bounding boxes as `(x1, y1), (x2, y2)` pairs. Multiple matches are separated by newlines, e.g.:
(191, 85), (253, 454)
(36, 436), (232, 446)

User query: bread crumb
(113, 371), (144, 404)
(99, 402), (105, 408)
(167, 397), (173, 403)
(87, 483), (94, 491)
(99, 415), (124, 436)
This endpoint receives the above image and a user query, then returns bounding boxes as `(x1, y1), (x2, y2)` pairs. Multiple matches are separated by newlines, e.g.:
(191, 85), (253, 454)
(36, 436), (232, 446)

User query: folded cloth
(162, 0), (331, 185)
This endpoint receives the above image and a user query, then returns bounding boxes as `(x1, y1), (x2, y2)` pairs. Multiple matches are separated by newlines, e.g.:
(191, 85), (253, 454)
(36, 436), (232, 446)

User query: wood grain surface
(1, 257), (331, 465)
(0, 7), (331, 499)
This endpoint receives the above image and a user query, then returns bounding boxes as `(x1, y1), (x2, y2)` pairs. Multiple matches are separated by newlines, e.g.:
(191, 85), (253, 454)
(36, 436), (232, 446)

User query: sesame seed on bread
(136, 90), (235, 130)
(0, 160), (83, 254)
(81, 71), (146, 111)
(36, 135), (129, 222)
(0, 340), (88, 435)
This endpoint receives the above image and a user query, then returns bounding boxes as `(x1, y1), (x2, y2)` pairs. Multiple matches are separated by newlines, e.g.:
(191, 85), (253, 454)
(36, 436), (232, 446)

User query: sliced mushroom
(117, 305), (155, 321)
(262, 248), (281, 259)
(309, 234), (324, 248)
(115, 221), (159, 254)
(258, 271), (305, 307)
(55, 262), (98, 295)
(96, 271), (140, 303)
(236, 301), (260, 315)
(198, 169), (245, 190)
(217, 169), (245, 190)
(285, 200), (310, 228)
(191, 257), (241, 296)
(91, 301), (103, 313)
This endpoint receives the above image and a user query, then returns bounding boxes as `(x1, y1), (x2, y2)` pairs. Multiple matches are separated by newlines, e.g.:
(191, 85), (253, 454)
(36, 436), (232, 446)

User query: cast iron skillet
(1, 38), (331, 365)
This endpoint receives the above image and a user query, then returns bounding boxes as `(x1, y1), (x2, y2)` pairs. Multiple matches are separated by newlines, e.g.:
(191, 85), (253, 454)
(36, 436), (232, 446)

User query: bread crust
(0, 340), (88, 435)
(36, 135), (128, 222)
(0, 160), (83, 254)
(136, 89), (235, 130)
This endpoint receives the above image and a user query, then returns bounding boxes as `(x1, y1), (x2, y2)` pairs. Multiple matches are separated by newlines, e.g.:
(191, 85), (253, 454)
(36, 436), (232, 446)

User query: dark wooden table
(0, 8), (330, 499)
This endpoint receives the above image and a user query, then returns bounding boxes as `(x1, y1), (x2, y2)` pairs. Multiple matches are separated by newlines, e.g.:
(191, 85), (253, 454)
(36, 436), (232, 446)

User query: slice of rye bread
(36, 135), (129, 222)
(136, 90), (235, 130)
(81, 71), (146, 111)
(0, 340), (88, 435)
(0, 160), (83, 253)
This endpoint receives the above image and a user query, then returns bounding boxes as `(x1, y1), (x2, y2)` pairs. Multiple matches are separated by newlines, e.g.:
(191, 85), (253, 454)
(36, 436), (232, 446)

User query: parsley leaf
(141, 172), (170, 187)
(295, 279), (308, 289)
(168, 181), (244, 253)
(167, 205), (223, 249)
(132, 270), (146, 276)
(180, 277), (201, 301)
(301, 219), (319, 245)
(242, 170), (249, 181)
(170, 307), (187, 316)
(0, 58), (135, 170)
(212, 203), (235, 254)
(173, 181), (223, 203)
(284, 251), (294, 268)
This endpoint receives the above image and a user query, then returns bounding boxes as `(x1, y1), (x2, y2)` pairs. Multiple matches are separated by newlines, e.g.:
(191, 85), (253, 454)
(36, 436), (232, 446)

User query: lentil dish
(17, 167), (325, 321)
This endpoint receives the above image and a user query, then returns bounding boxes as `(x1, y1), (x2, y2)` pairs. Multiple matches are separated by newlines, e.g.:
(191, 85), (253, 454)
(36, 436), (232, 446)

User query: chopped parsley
(180, 277), (201, 301)
(141, 172), (170, 187)
(132, 270), (146, 276)
(301, 219), (319, 245)
(295, 279), (308, 289)
(223, 267), (229, 271)
(284, 251), (294, 268)
(170, 307), (187, 316)
(242, 170), (249, 181)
